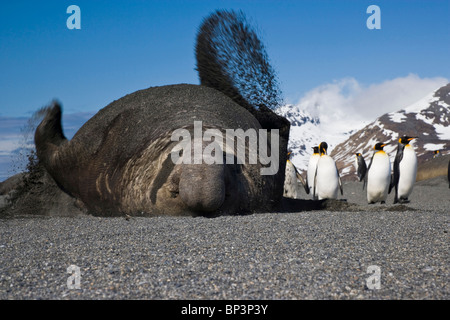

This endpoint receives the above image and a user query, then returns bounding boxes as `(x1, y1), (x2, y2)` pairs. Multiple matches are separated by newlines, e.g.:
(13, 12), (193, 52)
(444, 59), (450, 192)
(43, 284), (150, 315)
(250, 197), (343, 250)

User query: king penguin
(284, 151), (309, 199)
(355, 153), (367, 184)
(390, 136), (418, 204)
(366, 143), (391, 204)
(306, 146), (320, 199)
(313, 142), (343, 200)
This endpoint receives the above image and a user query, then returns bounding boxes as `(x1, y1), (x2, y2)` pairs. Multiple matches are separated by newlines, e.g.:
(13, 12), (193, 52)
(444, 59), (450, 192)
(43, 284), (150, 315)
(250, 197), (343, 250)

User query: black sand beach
(0, 176), (448, 300)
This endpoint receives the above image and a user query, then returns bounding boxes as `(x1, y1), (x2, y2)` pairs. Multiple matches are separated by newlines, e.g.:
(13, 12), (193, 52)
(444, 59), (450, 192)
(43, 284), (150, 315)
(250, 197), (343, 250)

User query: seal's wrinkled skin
(35, 84), (288, 216)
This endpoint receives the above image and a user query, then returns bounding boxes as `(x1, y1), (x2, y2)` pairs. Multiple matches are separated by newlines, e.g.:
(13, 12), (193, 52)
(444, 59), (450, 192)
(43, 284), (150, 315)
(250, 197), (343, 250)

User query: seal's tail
(195, 10), (283, 113)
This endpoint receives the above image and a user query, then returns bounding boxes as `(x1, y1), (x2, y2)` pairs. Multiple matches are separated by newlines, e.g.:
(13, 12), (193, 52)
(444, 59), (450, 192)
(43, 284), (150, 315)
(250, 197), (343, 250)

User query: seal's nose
(179, 163), (225, 213)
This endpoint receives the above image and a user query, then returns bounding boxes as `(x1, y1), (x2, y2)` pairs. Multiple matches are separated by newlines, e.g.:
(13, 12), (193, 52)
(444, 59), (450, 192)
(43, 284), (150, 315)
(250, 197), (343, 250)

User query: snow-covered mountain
(275, 104), (364, 172)
(276, 83), (450, 180)
(330, 83), (450, 180)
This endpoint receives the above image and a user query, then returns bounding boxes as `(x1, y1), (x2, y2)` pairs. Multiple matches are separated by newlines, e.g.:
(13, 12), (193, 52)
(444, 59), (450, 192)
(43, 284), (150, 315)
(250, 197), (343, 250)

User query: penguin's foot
(399, 197), (410, 204)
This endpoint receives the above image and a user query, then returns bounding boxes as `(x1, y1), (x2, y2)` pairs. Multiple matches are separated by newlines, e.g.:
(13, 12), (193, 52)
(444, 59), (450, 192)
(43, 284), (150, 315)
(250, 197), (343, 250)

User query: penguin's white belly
(284, 161), (301, 199)
(315, 156), (339, 200)
(398, 148), (417, 198)
(367, 154), (391, 203)
(307, 155), (319, 198)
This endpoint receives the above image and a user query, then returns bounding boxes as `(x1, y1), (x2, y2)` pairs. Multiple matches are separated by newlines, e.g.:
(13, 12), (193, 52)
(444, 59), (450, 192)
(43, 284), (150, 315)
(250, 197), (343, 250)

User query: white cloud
(353, 74), (448, 118)
(293, 74), (449, 134)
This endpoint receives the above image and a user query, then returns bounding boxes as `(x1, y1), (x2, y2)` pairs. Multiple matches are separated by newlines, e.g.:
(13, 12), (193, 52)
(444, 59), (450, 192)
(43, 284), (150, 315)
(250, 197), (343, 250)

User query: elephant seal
(35, 84), (288, 216)
(35, 10), (290, 216)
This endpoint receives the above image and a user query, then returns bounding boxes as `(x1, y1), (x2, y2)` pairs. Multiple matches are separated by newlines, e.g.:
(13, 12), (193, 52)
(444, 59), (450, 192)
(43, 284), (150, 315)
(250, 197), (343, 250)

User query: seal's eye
(166, 165), (182, 198)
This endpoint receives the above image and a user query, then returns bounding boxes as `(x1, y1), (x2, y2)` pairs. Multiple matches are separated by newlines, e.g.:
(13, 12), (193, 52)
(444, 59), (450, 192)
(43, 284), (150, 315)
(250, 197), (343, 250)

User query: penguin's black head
(355, 152), (362, 157)
(399, 136), (417, 145)
(319, 142), (328, 155)
(374, 143), (386, 151)
(287, 151), (292, 159)
(312, 146), (319, 154)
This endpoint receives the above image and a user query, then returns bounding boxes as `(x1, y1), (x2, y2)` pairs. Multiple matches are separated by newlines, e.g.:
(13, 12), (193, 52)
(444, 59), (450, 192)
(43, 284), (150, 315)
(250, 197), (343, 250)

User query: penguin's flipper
(388, 173), (394, 194)
(364, 154), (375, 191)
(335, 163), (343, 196)
(389, 144), (403, 195)
(291, 161), (310, 194)
(305, 175), (310, 194)
(338, 175), (344, 196)
(295, 170), (309, 195)
(313, 165), (318, 199)
(390, 143), (404, 203)
(367, 153), (374, 172)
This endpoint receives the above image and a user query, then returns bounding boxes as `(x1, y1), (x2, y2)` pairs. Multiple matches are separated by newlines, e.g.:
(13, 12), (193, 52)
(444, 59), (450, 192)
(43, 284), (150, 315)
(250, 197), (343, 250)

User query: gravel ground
(0, 177), (448, 300)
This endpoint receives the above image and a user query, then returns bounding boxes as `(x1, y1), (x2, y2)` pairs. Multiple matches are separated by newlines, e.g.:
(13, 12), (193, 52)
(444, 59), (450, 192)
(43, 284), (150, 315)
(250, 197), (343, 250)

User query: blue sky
(0, 0), (449, 180)
(1, 0), (449, 116)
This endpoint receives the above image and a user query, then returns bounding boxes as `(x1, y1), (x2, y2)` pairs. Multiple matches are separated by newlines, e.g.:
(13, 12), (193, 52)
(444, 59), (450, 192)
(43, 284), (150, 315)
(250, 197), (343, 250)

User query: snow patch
(415, 112), (435, 125)
(389, 112), (407, 123)
(423, 143), (445, 151)
(404, 90), (439, 113)
(434, 124), (450, 140)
